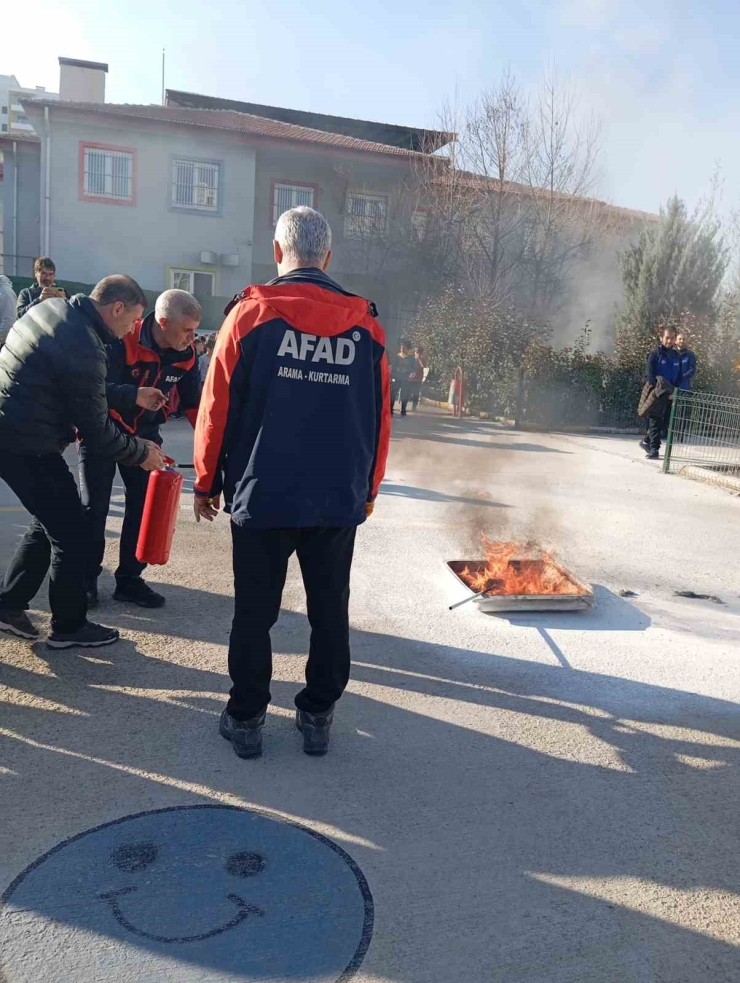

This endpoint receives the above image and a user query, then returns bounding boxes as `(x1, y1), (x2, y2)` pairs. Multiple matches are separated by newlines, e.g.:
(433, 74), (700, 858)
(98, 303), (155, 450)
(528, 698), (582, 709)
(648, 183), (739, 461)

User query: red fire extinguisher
(136, 457), (184, 565)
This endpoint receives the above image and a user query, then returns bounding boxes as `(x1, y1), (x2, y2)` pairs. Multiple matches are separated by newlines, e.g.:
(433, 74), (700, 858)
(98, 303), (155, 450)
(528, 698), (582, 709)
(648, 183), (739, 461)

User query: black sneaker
(113, 579), (165, 609)
(219, 708), (265, 759)
(639, 439), (650, 452)
(645, 450), (659, 460)
(47, 621), (119, 649)
(0, 608), (39, 640)
(296, 707), (334, 756)
(86, 581), (99, 610)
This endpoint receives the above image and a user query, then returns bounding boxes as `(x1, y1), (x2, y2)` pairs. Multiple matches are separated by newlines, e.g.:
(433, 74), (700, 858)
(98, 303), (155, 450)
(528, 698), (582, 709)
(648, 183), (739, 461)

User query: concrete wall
(251, 144), (413, 316)
(28, 107), (256, 299)
(1, 140), (40, 276)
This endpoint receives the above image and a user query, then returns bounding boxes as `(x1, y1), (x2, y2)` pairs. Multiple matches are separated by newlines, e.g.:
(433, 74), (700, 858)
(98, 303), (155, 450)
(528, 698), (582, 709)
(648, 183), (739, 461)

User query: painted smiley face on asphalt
(1, 805), (374, 983)
(100, 841), (266, 943)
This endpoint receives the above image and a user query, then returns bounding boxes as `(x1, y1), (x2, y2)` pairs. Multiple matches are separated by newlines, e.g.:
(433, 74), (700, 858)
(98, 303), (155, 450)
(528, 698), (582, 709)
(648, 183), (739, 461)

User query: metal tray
(445, 559), (595, 613)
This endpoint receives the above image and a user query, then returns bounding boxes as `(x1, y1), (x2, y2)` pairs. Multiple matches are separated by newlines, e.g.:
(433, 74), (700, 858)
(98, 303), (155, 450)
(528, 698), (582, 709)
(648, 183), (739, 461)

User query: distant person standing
(0, 275), (17, 345)
(199, 334), (215, 388)
(16, 257), (69, 319)
(676, 332), (696, 392)
(638, 325), (681, 460)
(392, 339), (422, 416)
(410, 345), (427, 411)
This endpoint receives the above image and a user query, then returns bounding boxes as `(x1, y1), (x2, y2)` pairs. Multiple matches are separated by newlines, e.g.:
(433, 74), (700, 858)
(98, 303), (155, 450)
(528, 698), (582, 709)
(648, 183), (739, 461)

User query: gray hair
(274, 206), (332, 267)
(155, 288), (202, 323)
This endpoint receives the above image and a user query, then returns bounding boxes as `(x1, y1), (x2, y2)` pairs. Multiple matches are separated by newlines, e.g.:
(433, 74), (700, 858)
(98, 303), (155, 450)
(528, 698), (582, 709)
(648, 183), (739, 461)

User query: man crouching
(194, 206), (391, 758)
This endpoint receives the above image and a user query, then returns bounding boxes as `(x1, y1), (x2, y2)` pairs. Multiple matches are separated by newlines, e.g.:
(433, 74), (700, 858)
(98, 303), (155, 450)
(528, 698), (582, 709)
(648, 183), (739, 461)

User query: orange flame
(460, 539), (585, 596)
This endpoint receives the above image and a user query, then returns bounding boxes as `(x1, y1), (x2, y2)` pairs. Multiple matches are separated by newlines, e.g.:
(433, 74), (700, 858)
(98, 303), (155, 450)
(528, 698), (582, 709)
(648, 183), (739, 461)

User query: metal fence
(664, 390), (740, 491)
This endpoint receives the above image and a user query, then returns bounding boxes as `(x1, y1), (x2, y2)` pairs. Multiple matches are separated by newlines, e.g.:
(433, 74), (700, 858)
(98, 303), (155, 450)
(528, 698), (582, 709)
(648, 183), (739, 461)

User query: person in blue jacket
(639, 325), (682, 459)
(676, 332), (697, 391)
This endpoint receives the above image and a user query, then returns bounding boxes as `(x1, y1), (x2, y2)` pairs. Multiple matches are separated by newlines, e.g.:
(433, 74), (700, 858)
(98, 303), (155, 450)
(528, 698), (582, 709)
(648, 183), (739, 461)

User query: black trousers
(647, 403), (670, 452)
(78, 446), (150, 585)
(0, 451), (88, 633)
(228, 523), (357, 721)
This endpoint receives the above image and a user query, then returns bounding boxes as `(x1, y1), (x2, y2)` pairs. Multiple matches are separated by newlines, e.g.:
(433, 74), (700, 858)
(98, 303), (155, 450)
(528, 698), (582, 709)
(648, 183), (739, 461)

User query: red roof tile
(20, 99), (428, 159)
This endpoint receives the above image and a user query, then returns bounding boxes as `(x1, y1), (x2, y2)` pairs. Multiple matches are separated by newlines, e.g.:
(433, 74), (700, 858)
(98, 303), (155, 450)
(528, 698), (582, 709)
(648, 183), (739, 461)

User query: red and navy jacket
(106, 312), (200, 441)
(194, 269), (392, 528)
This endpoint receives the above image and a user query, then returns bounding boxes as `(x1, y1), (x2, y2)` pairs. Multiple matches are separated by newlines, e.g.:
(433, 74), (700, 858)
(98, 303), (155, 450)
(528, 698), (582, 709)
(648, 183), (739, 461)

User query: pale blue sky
(5, 0), (739, 214)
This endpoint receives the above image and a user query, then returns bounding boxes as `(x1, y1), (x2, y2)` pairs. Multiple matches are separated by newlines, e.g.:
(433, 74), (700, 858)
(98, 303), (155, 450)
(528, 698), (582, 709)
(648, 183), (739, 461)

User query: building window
(1, 106), (7, 114)
(170, 268), (215, 297)
(81, 144), (134, 202)
(172, 159), (220, 211)
(344, 192), (388, 239)
(1, 124), (6, 133)
(272, 182), (315, 225)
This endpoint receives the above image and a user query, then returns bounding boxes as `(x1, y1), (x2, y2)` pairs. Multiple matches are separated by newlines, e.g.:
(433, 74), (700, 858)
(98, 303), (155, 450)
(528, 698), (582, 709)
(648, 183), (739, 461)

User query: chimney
(58, 57), (108, 103)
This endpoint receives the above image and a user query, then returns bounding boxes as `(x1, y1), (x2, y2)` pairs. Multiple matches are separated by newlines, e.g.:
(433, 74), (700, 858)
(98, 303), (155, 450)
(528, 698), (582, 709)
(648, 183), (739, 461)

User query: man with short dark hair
(195, 206), (391, 759)
(0, 275), (164, 647)
(638, 325), (682, 460)
(16, 257), (69, 319)
(79, 288), (202, 609)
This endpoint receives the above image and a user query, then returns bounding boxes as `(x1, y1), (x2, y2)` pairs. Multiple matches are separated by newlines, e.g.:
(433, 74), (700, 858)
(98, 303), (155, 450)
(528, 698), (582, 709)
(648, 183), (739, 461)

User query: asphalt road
(1, 409), (740, 982)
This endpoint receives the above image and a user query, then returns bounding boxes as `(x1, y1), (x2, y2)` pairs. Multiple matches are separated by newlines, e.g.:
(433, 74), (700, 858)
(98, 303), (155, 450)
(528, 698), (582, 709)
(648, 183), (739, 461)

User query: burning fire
(460, 539), (584, 597)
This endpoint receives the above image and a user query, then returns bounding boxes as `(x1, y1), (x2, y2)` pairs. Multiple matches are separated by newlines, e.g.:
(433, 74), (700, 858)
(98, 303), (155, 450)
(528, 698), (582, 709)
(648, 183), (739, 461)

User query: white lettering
(312, 336), (334, 364)
(277, 329), (299, 359)
(277, 366), (304, 380)
(299, 333), (316, 361)
(335, 338), (356, 365)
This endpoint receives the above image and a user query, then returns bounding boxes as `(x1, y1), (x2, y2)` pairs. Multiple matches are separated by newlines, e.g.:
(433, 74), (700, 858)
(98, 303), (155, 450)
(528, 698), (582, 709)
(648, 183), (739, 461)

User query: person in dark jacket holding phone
(16, 256), (69, 318)
(0, 276), (164, 647)
(194, 206), (391, 759)
(639, 325), (682, 459)
(79, 288), (202, 610)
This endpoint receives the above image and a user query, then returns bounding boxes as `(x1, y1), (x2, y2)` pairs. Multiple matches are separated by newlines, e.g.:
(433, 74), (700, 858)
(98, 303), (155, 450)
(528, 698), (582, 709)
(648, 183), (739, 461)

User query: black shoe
(0, 608), (39, 640)
(47, 621), (119, 649)
(645, 450), (659, 460)
(86, 581), (99, 610)
(219, 708), (265, 759)
(639, 439), (649, 452)
(113, 579), (165, 609)
(296, 707), (334, 756)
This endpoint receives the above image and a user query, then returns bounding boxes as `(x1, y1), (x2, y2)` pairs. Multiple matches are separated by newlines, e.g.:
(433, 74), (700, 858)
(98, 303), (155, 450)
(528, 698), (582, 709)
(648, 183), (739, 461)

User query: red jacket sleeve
(193, 304), (250, 498)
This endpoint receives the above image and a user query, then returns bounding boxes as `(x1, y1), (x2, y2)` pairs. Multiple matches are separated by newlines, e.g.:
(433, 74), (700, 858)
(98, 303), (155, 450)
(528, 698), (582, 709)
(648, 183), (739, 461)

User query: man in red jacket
(79, 289), (202, 609)
(194, 206), (391, 759)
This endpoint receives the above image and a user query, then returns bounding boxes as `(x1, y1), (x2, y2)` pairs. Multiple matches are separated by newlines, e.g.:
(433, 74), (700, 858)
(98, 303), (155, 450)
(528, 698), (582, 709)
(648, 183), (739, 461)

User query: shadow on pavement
(390, 414), (572, 453)
(379, 480), (510, 510)
(1, 584), (740, 980)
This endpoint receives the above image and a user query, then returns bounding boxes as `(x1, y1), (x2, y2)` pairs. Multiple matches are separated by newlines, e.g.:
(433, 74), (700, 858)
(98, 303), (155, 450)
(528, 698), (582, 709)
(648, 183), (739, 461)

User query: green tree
(616, 195), (728, 368)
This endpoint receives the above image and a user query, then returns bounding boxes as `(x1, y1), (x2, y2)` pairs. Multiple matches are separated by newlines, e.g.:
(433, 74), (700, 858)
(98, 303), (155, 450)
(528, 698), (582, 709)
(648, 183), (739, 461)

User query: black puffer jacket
(0, 295), (148, 464)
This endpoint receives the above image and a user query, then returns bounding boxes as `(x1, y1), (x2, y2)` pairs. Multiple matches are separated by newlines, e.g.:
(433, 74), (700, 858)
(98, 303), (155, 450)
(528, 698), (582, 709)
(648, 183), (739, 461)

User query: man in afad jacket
(194, 206), (391, 759)
(79, 289), (202, 609)
(639, 324), (682, 460)
(0, 276), (164, 647)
